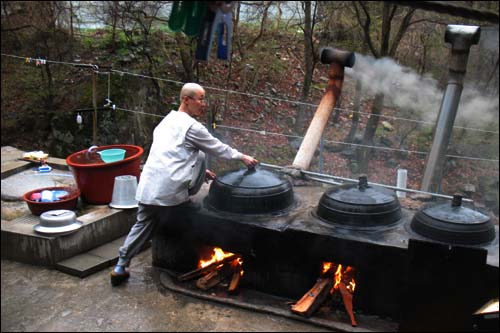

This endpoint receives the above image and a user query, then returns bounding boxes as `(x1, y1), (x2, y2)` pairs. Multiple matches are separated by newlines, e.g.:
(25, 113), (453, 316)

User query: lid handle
(451, 194), (463, 207)
(358, 175), (368, 191)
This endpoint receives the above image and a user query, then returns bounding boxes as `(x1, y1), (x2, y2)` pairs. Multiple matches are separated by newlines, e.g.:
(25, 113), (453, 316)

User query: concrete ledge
(1, 160), (32, 179)
(55, 235), (127, 278)
(1, 207), (137, 266)
(55, 252), (113, 278)
(1, 156), (68, 179)
(47, 156), (69, 170)
(54, 236), (152, 278)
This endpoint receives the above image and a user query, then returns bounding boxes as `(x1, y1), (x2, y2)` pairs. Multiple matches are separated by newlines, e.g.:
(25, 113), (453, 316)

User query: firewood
(227, 270), (242, 294)
(196, 269), (225, 290)
(227, 258), (243, 294)
(177, 254), (240, 282)
(338, 281), (357, 326)
(291, 277), (333, 318)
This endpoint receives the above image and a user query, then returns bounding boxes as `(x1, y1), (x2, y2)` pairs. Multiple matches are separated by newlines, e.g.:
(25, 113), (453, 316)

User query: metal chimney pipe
(421, 25), (480, 194)
(292, 47), (355, 170)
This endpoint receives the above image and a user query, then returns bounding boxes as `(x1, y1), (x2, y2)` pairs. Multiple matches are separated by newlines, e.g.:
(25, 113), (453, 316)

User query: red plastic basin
(66, 144), (144, 205)
(23, 186), (81, 216)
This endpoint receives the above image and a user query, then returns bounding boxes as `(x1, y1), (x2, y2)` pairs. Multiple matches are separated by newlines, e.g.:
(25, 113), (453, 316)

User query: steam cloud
(346, 53), (499, 129)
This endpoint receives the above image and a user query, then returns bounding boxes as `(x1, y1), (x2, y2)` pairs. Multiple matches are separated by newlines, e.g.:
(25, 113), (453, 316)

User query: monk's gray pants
(117, 203), (173, 267)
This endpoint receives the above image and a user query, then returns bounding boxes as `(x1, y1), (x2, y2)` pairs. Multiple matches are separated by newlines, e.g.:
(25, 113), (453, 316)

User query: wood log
(291, 277), (333, 318)
(227, 271), (242, 294)
(195, 261), (236, 290)
(177, 254), (240, 282)
(196, 269), (225, 290)
(338, 281), (357, 326)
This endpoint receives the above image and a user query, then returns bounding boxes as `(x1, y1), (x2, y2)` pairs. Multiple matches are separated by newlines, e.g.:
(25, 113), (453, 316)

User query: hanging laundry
(169, 1), (208, 36)
(195, 2), (235, 61)
(168, 1), (191, 32)
(184, 2), (207, 37)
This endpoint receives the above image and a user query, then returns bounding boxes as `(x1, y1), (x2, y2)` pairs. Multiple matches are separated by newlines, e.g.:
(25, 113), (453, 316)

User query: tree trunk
(69, 1), (74, 39)
(110, 2), (119, 53)
(357, 93), (384, 172)
(294, 1), (314, 136)
(353, 2), (415, 173)
(175, 33), (194, 82)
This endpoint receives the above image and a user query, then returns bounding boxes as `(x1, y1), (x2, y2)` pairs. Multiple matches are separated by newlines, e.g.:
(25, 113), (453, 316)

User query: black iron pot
(411, 195), (495, 245)
(207, 167), (294, 214)
(317, 176), (402, 228)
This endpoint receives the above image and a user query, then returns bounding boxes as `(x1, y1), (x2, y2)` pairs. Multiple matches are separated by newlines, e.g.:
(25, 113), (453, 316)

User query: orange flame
(333, 264), (343, 289)
(322, 262), (332, 274)
(322, 261), (356, 294)
(199, 247), (235, 268)
(236, 257), (244, 276)
(347, 279), (356, 292)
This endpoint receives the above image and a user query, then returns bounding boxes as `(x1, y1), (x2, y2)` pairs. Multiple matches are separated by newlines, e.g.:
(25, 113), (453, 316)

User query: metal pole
(421, 25), (480, 194)
(304, 173), (473, 203)
(92, 71), (98, 144)
(259, 162), (473, 203)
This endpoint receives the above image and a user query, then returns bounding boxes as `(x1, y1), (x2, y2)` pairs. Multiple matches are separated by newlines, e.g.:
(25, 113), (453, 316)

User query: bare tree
(293, 1), (320, 136)
(7, 1), (75, 108)
(352, 1), (416, 172)
(233, 1), (273, 60)
(112, 1), (167, 98)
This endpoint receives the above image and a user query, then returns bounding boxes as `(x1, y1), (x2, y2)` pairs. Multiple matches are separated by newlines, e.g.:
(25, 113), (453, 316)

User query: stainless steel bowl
(34, 210), (82, 235)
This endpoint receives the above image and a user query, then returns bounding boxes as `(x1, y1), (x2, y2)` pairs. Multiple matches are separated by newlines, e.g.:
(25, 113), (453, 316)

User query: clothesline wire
(1, 53), (95, 68)
(115, 106), (499, 163)
(111, 68), (499, 135)
(2, 52), (499, 136)
(111, 69), (499, 135)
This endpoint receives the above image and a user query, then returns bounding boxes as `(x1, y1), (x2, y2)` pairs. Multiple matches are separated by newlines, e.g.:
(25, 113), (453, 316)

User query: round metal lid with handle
(34, 209), (83, 235)
(207, 167), (294, 214)
(317, 176), (402, 229)
(411, 195), (495, 245)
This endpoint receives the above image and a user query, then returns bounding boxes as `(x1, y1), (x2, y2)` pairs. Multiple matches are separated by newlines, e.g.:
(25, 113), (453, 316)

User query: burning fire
(322, 262), (356, 294)
(233, 257), (244, 276)
(199, 247), (235, 268)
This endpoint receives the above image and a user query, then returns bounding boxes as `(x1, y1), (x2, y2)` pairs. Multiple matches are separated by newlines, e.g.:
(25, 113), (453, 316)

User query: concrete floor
(0, 146), (328, 332)
(1, 247), (331, 332)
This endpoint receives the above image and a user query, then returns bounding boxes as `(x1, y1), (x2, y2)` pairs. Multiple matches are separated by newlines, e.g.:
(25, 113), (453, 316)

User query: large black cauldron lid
(326, 181), (395, 205)
(317, 176), (402, 228)
(216, 168), (287, 188)
(419, 197), (489, 224)
(411, 195), (495, 245)
(207, 167), (294, 214)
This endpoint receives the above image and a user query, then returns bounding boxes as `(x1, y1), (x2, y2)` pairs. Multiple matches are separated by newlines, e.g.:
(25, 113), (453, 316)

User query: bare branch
(353, 1), (379, 58)
(1, 25), (33, 32)
(389, 8), (416, 57)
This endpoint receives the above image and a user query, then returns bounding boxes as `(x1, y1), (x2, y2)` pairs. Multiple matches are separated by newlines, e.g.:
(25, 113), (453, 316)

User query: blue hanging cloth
(195, 2), (234, 61)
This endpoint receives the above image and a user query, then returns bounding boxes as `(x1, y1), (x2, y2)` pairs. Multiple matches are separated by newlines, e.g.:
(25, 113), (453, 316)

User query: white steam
(345, 53), (499, 129)
(456, 86), (499, 128)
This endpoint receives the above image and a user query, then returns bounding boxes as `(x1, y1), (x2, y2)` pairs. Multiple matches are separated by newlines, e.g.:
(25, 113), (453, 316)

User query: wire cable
(2, 52), (498, 135)
(217, 124), (499, 163)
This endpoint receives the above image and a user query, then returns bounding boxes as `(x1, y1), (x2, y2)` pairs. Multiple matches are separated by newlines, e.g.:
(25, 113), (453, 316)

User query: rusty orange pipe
(292, 47), (355, 170)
